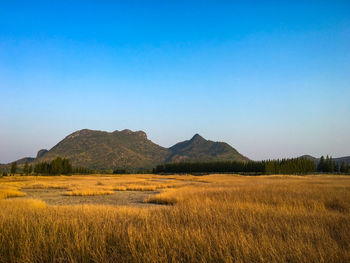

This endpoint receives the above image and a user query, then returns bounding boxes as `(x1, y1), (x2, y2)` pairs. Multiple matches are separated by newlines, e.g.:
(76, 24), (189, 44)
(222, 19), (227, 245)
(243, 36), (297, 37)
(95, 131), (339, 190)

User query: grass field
(0, 174), (349, 262)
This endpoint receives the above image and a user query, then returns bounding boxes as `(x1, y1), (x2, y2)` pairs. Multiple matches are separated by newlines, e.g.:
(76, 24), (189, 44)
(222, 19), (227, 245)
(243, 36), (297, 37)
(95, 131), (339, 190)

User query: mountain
(36, 129), (170, 170)
(167, 134), (249, 163)
(4, 130), (349, 172)
(5, 129), (250, 171)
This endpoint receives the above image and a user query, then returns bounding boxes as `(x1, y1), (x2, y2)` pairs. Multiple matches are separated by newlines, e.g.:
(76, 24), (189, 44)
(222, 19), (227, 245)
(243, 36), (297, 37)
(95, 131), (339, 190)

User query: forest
(3, 157), (94, 176)
(154, 156), (350, 175)
(3, 156), (349, 176)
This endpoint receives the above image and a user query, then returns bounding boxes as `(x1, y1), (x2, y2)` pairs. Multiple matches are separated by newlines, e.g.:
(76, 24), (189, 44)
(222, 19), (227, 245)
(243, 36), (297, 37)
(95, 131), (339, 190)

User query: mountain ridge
(35, 129), (169, 170)
(167, 134), (249, 163)
(4, 129), (249, 171)
(4, 129), (349, 171)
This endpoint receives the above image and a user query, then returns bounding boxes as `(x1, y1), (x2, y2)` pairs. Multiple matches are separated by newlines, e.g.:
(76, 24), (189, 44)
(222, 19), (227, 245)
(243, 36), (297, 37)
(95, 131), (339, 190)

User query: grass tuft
(324, 197), (348, 213)
(0, 189), (26, 199)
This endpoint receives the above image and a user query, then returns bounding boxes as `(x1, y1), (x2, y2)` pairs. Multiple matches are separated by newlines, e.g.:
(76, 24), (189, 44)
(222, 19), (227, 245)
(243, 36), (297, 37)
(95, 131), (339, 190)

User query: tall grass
(0, 175), (349, 262)
(0, 189), (26, 199)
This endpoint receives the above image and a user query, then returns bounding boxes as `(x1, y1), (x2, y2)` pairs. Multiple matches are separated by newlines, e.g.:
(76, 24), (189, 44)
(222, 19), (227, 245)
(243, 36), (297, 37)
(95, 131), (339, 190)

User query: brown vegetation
(0, 188), (26, 199)
(0, 174), (349, 262)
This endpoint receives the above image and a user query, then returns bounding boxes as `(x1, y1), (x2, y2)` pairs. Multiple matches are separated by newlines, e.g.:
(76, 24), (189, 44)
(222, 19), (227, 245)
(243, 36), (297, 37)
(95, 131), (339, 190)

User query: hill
(3, 131), (349, 172)
(36, 129), (170, 170)
(12, 157), (35, 165)
(25, 130), (249, 171)
(0, 157), (35, 172)
(300, 155), (350, 165)
(167, 134), (249, 163)
(334, 156), (350, 165)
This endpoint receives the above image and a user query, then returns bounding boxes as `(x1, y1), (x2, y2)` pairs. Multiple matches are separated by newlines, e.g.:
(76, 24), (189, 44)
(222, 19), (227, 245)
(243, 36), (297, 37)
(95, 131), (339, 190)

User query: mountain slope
(36, 149), (48, 158)
(167, 134), (249, 163)
(36, 129), (170, 170)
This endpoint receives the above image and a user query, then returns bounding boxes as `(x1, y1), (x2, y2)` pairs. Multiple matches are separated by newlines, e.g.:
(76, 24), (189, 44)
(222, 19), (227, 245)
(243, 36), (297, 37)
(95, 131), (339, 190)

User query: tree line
(317, 155), (349, 173)
(33, 157), (73, 175)
(2, 157), (94, 176)
(2, 156), (349, 176)
(153, 157), (337, 175)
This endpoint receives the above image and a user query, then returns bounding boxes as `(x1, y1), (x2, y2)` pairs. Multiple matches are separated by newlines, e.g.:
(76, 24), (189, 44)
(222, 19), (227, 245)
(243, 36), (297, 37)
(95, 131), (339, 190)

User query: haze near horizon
(1, 1), (349, 163)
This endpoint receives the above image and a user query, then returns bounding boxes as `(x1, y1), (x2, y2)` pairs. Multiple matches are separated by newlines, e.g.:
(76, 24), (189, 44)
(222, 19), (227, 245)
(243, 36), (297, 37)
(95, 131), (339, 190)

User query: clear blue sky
(1, 1), (350, 163)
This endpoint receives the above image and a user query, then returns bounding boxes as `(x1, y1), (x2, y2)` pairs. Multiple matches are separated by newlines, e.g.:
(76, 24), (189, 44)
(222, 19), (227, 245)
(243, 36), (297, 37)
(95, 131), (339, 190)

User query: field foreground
(0, 174), (349, 262)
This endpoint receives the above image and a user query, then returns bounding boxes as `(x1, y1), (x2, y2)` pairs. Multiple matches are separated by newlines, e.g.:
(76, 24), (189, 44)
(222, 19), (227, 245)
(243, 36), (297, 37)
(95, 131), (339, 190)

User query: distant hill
(167, 134), (249, 163)
(3, 129), (250, 171)
(12, 157), (35, 165)
(1, 157), (35, 170)
(334, 156), (350, 165)
(33, 130), (249, 170)
(300, 155), (350, 165)
(36, 129), (170, 170)
(3, 131), (349, 172)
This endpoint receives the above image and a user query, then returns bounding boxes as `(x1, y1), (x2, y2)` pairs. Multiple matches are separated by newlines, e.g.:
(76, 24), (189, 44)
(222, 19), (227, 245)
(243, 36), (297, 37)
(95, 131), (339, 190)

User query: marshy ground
(20, 188), (160, 206)
(2, 174), (198, 206)
(0, 174), (349, 262)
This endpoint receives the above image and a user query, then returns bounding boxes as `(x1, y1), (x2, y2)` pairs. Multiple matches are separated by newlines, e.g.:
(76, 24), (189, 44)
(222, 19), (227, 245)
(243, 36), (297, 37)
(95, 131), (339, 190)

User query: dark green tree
(326, 156), (335, 173)
(153, 157), (315, 175)
(10, 162), (17, 175)
(34, 157), (73, 175)
(62, 158), (72, 174)
(317, 156), (325, 172)
(23, 161), (29, 175)
(340, 162), (349, 174)
(28, 164), (33, 174)
(334, 161), (339, 173)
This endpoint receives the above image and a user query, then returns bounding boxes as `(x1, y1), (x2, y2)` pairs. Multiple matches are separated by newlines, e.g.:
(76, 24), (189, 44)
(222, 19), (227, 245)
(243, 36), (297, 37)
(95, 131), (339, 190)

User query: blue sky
(1, 1), (350, 163)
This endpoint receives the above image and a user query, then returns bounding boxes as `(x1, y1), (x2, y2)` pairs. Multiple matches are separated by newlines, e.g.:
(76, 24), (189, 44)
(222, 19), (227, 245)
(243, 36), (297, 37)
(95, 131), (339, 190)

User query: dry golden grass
(1, 198), (47, 209)
(0, 174), (349, 262)
(114, 184), (157, 191)
(0, 188), (26, 199)
(22, 183), (67, 189)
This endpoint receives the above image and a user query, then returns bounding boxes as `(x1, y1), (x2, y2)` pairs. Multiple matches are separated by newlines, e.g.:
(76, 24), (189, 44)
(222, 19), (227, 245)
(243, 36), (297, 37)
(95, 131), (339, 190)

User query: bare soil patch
(19, 188), (160, 206)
